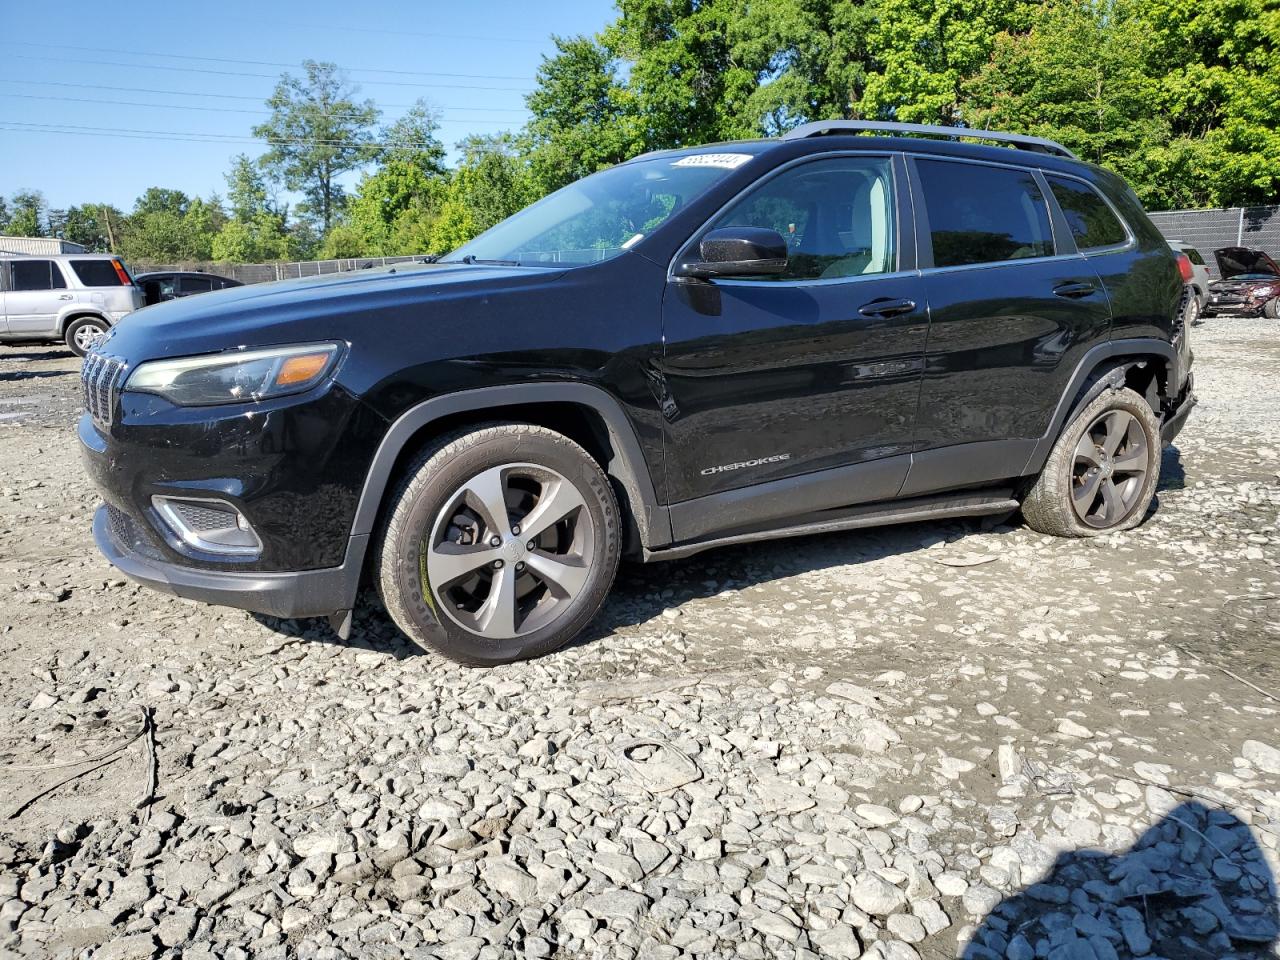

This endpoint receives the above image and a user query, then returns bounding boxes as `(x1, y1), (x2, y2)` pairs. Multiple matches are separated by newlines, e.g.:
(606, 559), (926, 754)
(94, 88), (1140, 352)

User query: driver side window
(709, 156), (897, 281)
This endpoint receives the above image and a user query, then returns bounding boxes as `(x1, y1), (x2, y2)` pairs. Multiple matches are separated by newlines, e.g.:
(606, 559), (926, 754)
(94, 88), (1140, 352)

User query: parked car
(1203, 247), (1280, 318)
(79, 121), (1195, 665)
(1168, 241), (1210, 318)
(135, 271), (243, 307)
(1, 253), (143, 356)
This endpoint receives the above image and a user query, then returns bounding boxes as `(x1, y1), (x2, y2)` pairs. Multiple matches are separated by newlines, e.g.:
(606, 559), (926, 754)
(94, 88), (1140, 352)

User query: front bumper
(94, 504), (365, 619)
(1203, 299), (1267, 318)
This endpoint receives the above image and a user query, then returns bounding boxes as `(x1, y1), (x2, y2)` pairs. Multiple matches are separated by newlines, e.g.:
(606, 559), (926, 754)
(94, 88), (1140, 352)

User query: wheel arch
(59, 308), (111, 334)
(1022, 338), (1178, 476)
(352, 384), (671, 559)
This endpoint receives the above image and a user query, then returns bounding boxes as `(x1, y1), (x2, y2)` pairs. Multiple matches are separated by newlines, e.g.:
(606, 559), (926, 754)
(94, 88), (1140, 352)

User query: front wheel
(375, 423), (621, 665)
(65, 317), (108, 357)
(1021, 386), (1162, 537)
(1264, 298), (1280, 320)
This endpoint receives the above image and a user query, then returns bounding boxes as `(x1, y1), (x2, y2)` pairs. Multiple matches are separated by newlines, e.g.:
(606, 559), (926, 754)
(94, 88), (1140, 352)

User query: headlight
(126, 342), (342, 406)
(1247, 284), (1278, 300)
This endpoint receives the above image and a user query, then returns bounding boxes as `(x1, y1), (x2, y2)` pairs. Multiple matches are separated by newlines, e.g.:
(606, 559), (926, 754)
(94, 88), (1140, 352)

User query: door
(658, 154), (929, 538)
(5, 260), (71, 337)
(902, 157), (1112, 496)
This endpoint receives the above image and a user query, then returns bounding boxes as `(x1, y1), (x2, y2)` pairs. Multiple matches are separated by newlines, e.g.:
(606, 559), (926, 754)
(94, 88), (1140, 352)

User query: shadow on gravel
(1158, 444), (1187, 493)
(0, 369), (75, 383)
(961, 801), (1278, 960)
(0, 348), (74, 363)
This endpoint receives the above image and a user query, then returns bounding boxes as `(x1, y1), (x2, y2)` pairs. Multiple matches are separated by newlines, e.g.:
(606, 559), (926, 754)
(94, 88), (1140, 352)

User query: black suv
(80, 121), (1195, 665)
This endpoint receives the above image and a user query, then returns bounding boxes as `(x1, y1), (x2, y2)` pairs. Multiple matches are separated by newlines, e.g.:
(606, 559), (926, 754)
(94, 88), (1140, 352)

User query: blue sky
(0, 0), (617, 212)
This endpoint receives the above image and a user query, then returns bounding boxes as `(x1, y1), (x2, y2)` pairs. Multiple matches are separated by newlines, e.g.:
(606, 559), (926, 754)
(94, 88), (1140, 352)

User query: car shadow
(0, 369), (75, 384)
(0, 348), (73, 363)
(960, 800), (1278, 960)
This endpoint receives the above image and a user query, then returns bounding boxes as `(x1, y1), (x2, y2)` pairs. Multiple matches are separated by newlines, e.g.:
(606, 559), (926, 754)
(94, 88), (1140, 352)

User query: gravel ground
(0, 321), (1277, 960)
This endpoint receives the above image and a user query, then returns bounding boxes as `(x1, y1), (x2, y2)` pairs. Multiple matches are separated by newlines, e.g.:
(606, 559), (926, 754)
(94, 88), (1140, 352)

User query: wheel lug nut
(493, 559), (504, 569)
(511, 524), (521, 536)
(527, 540), (536, 551)
(516, 561), (525, 571)
(489, 536), (501, 547)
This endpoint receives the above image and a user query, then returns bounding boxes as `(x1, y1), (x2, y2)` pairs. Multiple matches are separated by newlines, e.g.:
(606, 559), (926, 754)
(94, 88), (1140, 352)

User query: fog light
(151, 496), (263, 557)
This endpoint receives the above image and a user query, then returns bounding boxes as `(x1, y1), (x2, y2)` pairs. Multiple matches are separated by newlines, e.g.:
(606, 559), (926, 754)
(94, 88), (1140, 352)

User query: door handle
(1053, 281), (1096, 299)
(58, 294), (74, 300)
(858, 297), (916, 318)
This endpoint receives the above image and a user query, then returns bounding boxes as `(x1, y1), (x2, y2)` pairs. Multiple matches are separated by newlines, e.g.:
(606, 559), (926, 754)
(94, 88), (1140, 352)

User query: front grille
(80, 353), (128, 427)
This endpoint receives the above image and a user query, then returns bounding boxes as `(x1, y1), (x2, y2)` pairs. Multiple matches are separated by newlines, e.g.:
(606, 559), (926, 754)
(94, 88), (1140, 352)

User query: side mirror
(675, 227), (788, 279)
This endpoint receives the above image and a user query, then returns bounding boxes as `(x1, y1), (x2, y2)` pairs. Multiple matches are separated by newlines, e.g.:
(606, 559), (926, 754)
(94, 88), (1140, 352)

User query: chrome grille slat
(80, 353), (127, 428)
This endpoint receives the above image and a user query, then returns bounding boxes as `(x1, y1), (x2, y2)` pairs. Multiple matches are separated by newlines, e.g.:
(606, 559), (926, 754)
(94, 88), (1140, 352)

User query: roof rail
(781, 120), (1078, 160)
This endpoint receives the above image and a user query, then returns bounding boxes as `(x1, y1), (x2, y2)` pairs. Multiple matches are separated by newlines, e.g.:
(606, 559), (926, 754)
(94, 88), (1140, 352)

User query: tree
(211, 213), (291, 262)
(965, 0), (1165, 192)
(0, 195), (9, 233)
(119, 189), (220, 262)
(523, 35), (644, 193)
(60, 204), (125, 251)
(7, 191), (47, 237)
(381, 100), (447, 177)
(253, 60), (381, 231)
(224, 154), (278, 222)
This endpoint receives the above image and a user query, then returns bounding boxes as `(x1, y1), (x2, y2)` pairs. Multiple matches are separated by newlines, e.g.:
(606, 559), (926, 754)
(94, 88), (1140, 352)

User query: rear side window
(1182, 247), (1205, 266)
(180, 276), (215, 294)
(10, 259), (66, 291)
(917, 159), (1054, 268)
(70, 259), (127, 286)
(1046, 176), (1128, 250)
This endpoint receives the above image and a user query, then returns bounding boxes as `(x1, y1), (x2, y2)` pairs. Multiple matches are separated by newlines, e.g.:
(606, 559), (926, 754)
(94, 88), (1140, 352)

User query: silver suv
(1, 254), (144, 356)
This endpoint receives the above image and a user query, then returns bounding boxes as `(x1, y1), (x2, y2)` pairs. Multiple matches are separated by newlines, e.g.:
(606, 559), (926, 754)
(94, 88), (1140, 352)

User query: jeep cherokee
(79, 121), (1196, 665)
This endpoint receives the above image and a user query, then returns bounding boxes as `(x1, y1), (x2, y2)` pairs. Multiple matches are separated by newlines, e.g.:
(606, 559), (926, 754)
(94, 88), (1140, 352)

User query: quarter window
(708, 156), (896, 281)
(11, 259), (66, 291)
(917, 159), (1054, 268)
(1046, 175), (1128, 250)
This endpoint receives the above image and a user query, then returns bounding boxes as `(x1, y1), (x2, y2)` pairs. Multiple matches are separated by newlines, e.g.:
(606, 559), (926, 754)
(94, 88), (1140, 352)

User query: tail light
(1174, 252), (1194, 283)
(110, 258), (132, 286)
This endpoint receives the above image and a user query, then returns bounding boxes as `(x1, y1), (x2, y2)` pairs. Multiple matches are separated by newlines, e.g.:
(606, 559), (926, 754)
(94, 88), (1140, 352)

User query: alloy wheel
(74, 322), (106, 353)
(424, 463), (595, 640)
(1071, 409), (1149, 528)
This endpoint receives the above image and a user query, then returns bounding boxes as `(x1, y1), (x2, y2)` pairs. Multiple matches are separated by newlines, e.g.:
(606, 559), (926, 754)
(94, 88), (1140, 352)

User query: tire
(1264, 298), (1280, 320)
(375, 423), (621, 666)
(64, 316), (108, 357)
(1021, 386), (1162, 538)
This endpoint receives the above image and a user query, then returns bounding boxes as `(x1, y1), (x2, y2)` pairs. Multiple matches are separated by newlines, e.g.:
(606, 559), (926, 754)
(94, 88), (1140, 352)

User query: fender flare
(1021, 337), (1179, 475)
(349, 382), (672, 549)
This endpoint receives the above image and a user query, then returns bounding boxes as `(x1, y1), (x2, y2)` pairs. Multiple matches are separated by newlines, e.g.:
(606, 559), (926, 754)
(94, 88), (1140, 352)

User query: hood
(1214, 246), (1280, 280)
(99, 261), (566, 362)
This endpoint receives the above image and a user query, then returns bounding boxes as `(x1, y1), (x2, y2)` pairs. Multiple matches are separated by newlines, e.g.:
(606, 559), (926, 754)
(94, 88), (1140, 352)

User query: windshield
(1232, 273), (1279, 281)
(443, 153), (755, 267)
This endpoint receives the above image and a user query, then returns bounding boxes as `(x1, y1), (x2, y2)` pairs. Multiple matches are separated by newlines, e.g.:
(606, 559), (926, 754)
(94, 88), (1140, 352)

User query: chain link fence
(1147, 205), (1280, 279)
(129, 255), (433, 285)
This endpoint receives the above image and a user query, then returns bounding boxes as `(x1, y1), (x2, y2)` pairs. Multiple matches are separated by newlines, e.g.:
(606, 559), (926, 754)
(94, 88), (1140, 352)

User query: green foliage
(61, 203), (126, 251)
(253, 60), (381, 231)
(6, 191), (47, 237)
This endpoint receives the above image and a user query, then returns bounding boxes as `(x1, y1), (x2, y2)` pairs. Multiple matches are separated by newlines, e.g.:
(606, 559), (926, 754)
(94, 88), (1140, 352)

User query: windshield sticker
(621, 233), (644, 249)
(673, 153), (753, 169)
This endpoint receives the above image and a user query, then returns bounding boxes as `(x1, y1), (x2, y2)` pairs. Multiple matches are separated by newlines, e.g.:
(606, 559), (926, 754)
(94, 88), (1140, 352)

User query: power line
(0, 120), (507, 146)
(0, 41), (536, 82)
(0, 79), (528, 113)
(7, 54), (533, 91)
(257, 22), (541, 45)
(0, 92), (528, 122)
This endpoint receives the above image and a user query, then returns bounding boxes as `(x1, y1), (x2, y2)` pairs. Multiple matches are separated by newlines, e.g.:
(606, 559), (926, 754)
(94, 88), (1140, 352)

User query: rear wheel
(65, 317), (108, 357)
(375, 423), (620, 665)
(1021, 386), (1161, 537)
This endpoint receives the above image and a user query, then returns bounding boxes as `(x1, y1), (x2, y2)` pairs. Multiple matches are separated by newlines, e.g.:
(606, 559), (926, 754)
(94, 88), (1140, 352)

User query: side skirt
(643, 488), (1018, 562)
